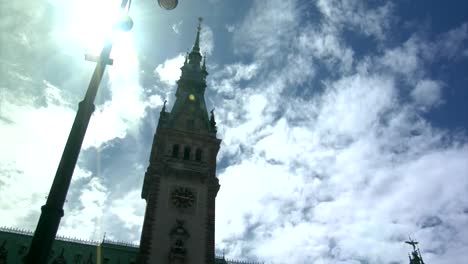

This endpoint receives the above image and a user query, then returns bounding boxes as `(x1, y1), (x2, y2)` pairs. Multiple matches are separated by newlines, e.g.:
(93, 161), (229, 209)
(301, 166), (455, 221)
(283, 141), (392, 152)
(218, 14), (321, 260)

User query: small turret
(210, 108), (217, 133)
(202, 55), (208, 77)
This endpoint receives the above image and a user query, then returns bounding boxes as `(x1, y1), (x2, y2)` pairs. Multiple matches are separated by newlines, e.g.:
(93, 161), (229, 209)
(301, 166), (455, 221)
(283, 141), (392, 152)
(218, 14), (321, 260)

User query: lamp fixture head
(158, 0), (178, 10)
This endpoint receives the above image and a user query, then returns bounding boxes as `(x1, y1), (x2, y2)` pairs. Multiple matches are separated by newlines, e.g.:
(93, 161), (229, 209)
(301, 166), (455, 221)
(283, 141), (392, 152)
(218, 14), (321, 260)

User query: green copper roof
(0, 227), (262, 264)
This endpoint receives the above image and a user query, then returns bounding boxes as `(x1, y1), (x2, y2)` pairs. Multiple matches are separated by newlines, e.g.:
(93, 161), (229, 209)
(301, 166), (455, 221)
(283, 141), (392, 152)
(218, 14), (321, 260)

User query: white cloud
(215, 70), (468, 262)
(316, 0), (393, 40)
(43, 80), (70, 107)
(435, 23), (468, 60)
(317, 74), (396, 138)
(298, 25), (354, 73)
(210, 63), (259, 96)
(171, 20), (183, 34)
(154, 53), (185, 85)
(0, 31), (148, 232)
(59, 176), (109, 240)
(233, 0), (298, 60)
(109, 190), (144, 231)
(378, 37), (422, 78)
(1, 1), (467, 263)
(211, 1), (468, 263)
(226, 24), (235, 33)
(201, 25), (215, 56)
(411, 79), (443, 109)
(83, 36), (147, 148)
(0, 101), (75, 228)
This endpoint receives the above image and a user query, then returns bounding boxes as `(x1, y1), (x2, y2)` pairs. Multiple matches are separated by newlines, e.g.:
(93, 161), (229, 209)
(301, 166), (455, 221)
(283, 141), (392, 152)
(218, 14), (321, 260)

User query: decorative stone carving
(86, 253), (94, 264)
(74, 253), (83, 264)
(210, 109), (217, 133)
(52, 248), (67, 264)
(169, 220), (190, 262)
(17, 244), (27, 255)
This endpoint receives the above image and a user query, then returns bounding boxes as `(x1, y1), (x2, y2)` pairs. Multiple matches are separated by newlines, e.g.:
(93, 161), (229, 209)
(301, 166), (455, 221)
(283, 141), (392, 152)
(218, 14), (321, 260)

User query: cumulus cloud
(154, 54), (185, 85)
(59, 176), (109, 240)
(107, 189), (145, 243)
(211, 1), (468, 263)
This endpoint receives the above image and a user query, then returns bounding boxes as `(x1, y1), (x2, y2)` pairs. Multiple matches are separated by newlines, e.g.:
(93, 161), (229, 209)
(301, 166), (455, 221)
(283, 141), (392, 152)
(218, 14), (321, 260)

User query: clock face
(171, 187), (195, 208)
(188, 94), (196, 101)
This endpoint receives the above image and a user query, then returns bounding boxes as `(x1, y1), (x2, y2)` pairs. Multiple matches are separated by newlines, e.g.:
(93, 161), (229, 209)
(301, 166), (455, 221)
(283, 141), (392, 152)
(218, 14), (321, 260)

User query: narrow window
(172, 144), (180, 158)
(195, 148), (202, 162)
(183, 146), (191, 160)
(187, 119), (195, 129)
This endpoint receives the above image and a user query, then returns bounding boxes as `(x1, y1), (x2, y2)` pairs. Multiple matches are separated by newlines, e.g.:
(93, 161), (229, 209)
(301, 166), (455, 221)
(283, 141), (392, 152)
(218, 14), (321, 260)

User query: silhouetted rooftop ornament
(405, 237), (425, 264)
(161, 100), (167, 113)
(210, 108), (217, 132)
(405, 239), (418, 251)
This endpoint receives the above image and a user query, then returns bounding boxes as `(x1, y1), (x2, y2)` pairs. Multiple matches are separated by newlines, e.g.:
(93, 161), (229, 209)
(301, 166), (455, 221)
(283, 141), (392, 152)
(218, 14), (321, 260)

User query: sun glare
(66, 0), (129, 55)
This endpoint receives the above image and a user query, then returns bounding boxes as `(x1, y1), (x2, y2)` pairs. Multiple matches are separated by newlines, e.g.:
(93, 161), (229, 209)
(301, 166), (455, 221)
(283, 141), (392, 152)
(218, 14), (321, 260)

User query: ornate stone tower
(138, 19), (221, 264)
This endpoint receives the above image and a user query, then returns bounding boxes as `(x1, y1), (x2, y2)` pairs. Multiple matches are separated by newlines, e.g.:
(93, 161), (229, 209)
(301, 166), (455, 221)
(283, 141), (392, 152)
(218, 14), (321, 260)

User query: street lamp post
(25, 0), (178, 263)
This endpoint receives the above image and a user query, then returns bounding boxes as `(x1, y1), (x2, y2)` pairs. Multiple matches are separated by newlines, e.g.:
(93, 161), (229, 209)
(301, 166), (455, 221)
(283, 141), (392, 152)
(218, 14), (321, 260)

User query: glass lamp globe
(158, 0), (178, 10)
(118, 15), (134, 31)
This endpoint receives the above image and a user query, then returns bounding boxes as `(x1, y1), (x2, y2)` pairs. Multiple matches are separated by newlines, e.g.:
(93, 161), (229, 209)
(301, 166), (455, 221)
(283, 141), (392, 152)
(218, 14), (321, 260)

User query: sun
(59, 0), (128, 56)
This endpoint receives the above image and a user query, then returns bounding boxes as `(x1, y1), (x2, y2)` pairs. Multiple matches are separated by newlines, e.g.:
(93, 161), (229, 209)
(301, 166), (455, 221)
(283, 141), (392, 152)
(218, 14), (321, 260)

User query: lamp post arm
(25, 29), (114, 264)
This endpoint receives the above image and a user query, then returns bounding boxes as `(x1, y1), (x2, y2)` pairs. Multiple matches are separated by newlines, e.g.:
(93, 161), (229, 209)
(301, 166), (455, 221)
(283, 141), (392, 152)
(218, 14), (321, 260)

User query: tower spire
(188, 17), (203, 67)
(192, 17), (203, 53)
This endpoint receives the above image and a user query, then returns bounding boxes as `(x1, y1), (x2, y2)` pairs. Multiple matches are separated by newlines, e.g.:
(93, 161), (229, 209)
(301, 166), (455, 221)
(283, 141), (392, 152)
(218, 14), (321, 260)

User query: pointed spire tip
(198, 17), (203, 32)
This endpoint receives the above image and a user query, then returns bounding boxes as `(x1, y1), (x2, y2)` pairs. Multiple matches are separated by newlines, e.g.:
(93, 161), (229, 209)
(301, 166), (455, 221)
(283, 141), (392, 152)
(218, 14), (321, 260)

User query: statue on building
(405, 237), (425, 264)
(0, 240), (7, 264)
(52, 248), (67, 264)
(210, 108), (217, 133)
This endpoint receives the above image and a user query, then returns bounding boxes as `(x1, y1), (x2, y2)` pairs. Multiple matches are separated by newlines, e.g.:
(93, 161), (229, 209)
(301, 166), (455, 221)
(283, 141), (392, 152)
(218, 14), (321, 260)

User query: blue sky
(0, 0), (467, 263)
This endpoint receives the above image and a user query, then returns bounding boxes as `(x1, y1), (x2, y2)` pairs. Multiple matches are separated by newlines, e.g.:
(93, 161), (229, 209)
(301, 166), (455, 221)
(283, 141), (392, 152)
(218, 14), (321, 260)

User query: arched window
(172, 144), (180, 158)
(183, 146), (191, 160)
(186, 119), (195, 129)
(195, 148), (202, 161)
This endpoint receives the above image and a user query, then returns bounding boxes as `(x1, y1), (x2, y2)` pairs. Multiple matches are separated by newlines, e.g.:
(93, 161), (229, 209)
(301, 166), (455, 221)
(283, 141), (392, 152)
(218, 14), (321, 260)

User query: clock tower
(138, 19), (221, 264)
